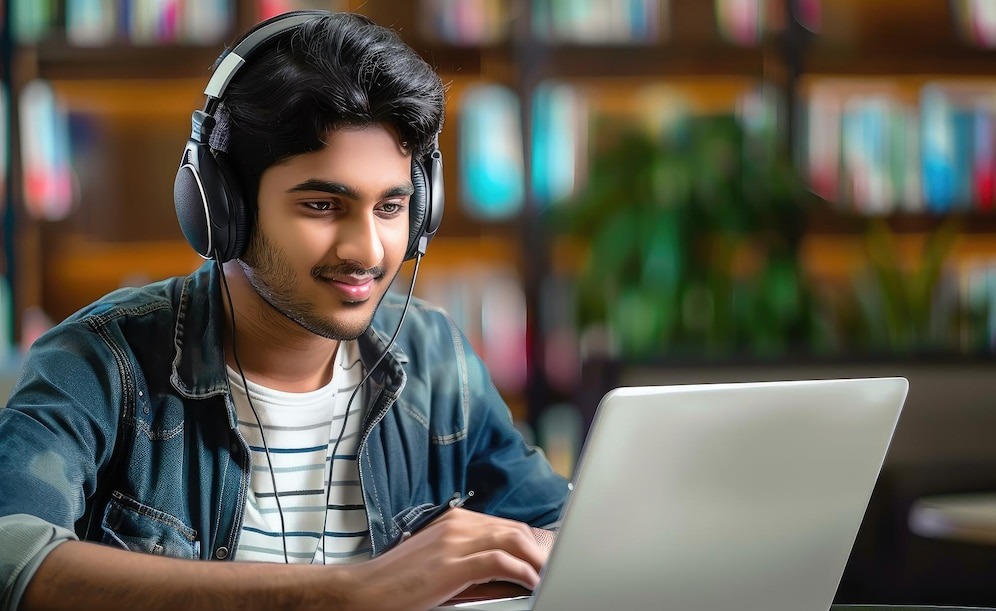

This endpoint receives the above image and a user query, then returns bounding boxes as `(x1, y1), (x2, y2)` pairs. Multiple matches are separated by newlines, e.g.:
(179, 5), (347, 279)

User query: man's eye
(305, 201), (333, 212)
(381, 202), (404, 214)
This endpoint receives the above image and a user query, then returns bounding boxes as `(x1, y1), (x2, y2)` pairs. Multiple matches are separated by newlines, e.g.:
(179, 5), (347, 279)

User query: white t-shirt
(228, 341), (371, 564)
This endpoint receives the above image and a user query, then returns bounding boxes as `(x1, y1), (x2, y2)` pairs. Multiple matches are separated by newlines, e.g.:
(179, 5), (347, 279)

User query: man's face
(239, 124), (413, 340)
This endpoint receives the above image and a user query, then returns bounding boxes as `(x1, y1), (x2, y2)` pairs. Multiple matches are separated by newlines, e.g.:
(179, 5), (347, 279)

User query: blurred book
(716, 0), (764, 46)
(952, 0), (996, 48)
(419, 0), (509, 45)
(973, 100), (995, 209)
(18, 80), (73, 221)
(921, 84), (996, 212)
(480, 270), (528, 393)
(128, 0), (179, 45)
(960, 258), (996, 353)
(841, 97), (898, 214)
(66, 0), (117, 46)
(531, 80), (588, 208)
(12, 0), (54, 44)
(180, 0), (232, 44)
(68, 0), (232, 45)
(256, 0), (346, 20)
(804, 87), (842, 202)
(414, 262), (527, 394)
(0, 277), (10, 354)
(540, 274), (581, 394)
(805, 80), (996, 214)
(19, 306), (54, 353)
(458, 83), (524, 221)
(0, 277), (8, 355)
(532, 0), (665, 45)
(0, 86), (7, 215)
(806, 85), (920, 214)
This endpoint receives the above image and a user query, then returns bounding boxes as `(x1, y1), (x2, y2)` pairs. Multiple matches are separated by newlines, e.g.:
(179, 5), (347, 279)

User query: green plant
(551, 114), (822, 360)
(842, 218), (962, 354)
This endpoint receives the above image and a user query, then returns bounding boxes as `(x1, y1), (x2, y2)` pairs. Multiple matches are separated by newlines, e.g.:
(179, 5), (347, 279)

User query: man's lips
(325, 276), (376, 301)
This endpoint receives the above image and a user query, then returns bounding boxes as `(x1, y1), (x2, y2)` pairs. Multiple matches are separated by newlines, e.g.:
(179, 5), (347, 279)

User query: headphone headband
(174, 10), (444, 262)
(203, 11), (328, 108)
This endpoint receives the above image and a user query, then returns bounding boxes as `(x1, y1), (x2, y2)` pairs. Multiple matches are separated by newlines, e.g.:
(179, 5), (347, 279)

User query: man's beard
(238, 229), (391, 341)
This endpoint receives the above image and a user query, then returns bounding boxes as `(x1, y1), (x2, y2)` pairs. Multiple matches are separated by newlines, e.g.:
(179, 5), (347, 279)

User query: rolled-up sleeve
(0, 514), (77, 611)
(0, 323), (122, 611)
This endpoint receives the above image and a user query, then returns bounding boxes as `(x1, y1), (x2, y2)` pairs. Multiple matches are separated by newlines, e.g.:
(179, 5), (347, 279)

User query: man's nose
(335, 212), (385, 268)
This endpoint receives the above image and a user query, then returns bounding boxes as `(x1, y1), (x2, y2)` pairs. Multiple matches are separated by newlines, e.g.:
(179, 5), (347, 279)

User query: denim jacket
(0, 262), (569, 610)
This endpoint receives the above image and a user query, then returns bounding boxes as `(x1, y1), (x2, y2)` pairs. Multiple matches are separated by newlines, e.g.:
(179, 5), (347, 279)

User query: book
(419, 0), (508, 45)
(12, 0), (53, 43)
(532, 0), (663, 44)
(18, 80), (73, 221)
(531, 80), (587, 207)
(256, 0), (346, 20)
(66, 0), (117, 46)
(458, 84), (524, 221)
(0, 86), (7, 215)
(181, 0), (232, 44)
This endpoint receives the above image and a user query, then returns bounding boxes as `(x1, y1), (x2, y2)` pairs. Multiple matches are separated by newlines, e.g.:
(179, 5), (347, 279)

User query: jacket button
(215, 547), (229, 559)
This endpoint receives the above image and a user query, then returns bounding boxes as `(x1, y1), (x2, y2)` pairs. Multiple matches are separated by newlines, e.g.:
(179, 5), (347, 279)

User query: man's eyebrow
(288, 180), (359, 198)
(288, 179), (415, 199)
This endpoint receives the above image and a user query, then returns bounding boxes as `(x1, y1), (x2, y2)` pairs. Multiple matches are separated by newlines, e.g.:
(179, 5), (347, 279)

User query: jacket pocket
(100, 490), (200, 559)
(392, 502), (436, 534)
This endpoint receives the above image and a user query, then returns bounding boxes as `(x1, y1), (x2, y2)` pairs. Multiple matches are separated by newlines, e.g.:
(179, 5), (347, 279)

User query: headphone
(173, 10), (445, 263)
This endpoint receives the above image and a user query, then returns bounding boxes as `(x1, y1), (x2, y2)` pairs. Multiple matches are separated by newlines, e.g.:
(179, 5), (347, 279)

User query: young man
(0, 11), (569, 611)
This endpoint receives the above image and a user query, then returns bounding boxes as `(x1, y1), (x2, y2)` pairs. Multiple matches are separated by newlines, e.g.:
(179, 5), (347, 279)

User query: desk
(908, 493), (996, 545)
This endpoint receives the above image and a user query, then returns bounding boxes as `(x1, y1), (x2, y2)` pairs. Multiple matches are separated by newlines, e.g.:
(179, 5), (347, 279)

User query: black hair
(208, 12), (445, 212)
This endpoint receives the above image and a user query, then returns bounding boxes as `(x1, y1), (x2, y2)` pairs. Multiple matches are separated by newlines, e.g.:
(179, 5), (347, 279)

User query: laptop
(438, 377), (909, 611)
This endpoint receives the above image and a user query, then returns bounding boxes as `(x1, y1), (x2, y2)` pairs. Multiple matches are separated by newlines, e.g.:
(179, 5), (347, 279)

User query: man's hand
(349, 508), (550, 611)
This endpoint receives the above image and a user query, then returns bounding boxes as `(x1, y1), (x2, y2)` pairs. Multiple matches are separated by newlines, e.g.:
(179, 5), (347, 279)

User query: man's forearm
(20, 541), (354, 611)
(18, 510), (551, 611)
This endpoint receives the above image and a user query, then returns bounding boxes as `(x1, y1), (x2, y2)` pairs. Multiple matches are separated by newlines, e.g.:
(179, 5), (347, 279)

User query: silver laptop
(440, 377), (908, 611)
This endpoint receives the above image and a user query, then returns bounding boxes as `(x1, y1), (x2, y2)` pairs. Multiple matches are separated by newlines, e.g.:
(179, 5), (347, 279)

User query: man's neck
(220, 261), (339, 393)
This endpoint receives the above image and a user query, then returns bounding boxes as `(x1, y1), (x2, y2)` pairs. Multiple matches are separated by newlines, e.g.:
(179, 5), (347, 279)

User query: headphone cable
(218, 251), (424, 565)
(217, 255), (291, 564)
(317, 250), (423, 564)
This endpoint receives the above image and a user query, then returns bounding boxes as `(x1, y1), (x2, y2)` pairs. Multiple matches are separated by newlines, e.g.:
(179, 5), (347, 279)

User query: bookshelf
(4, 0), (996, 430)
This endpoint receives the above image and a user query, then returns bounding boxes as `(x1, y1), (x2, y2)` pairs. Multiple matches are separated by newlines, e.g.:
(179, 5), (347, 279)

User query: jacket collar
(170, 261), (409, 401)
(170, 261), (230, 400)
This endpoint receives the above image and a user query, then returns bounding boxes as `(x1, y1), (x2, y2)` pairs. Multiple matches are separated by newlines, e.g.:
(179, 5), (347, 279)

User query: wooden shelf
(807, 207), (996, 236)
(28, 42), (224, 80)
(804, 47), (996, 77)
(523, 44), (767, 79)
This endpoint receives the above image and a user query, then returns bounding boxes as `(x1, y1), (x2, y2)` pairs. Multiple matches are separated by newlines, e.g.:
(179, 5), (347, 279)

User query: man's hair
(208, 12), (446, 210)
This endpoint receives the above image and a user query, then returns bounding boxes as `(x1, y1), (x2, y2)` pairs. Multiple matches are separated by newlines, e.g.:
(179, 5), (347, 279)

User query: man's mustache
(312, 264), (385, 280)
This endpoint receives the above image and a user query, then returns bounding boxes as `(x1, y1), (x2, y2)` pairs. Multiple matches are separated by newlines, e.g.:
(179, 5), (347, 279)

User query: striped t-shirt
(228, 341), (371, 564)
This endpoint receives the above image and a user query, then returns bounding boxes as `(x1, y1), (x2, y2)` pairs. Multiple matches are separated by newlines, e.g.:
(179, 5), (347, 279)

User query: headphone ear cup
(173, 139), (248, 262)
(174, 140), (215, 258)
(406, 149), (445, 261)
(406, 159), (429, 261)
(211, 151), (250, 261)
